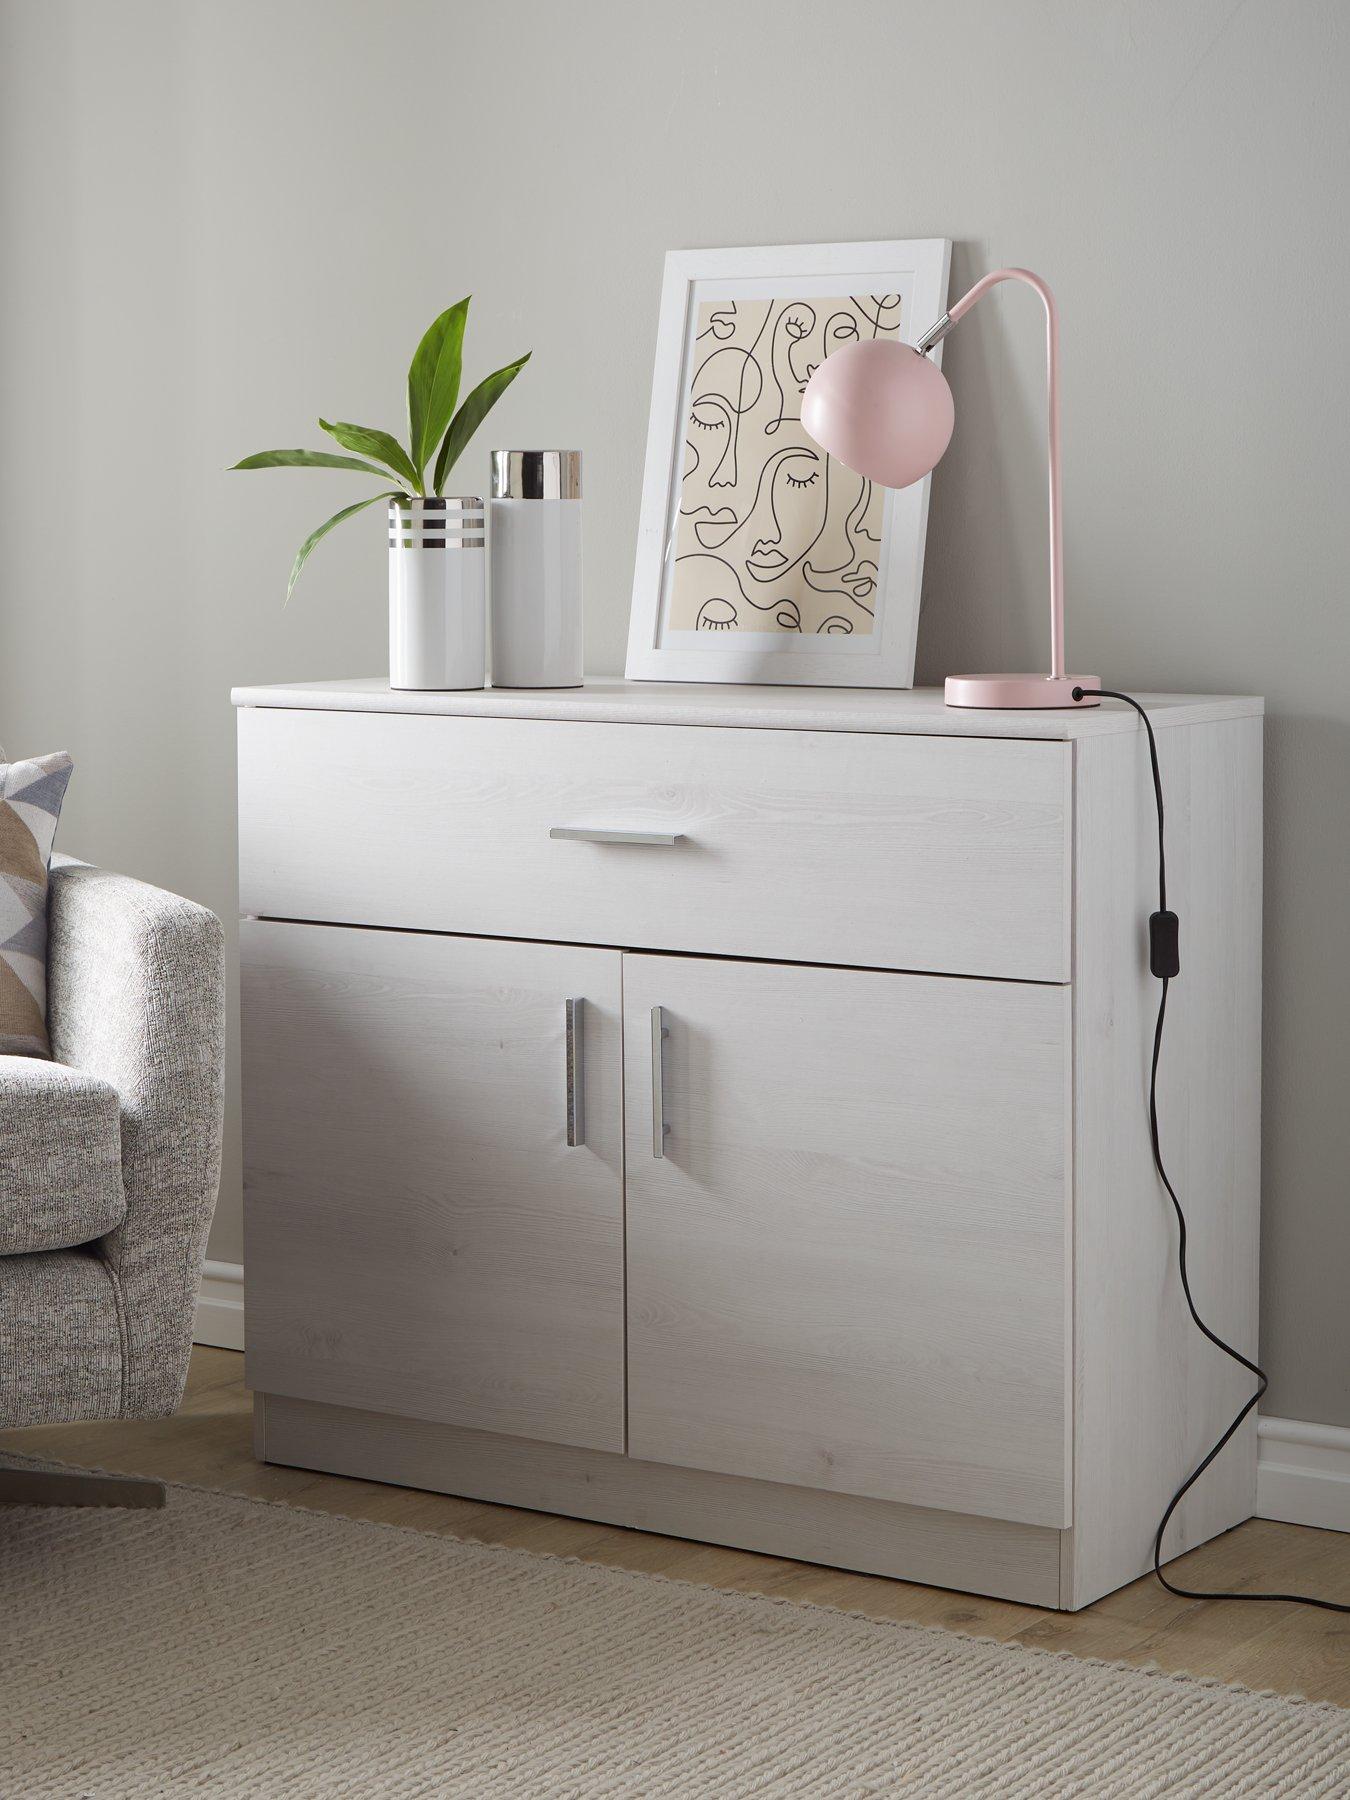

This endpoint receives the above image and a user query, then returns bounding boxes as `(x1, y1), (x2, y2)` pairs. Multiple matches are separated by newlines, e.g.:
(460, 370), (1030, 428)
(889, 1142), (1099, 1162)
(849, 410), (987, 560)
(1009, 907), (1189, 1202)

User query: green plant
(231, 298), (529, 600)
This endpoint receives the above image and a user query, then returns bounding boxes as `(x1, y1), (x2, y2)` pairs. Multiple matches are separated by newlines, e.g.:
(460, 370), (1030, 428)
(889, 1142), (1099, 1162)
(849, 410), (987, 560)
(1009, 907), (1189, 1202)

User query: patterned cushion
(1, 751), (74, 1056)
(0, 1056), (126, 1255)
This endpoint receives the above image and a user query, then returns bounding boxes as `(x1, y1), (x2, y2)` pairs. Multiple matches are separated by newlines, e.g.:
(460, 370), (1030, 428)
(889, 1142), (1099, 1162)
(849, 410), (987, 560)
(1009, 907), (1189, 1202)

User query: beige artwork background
(668, 294), (903, 636)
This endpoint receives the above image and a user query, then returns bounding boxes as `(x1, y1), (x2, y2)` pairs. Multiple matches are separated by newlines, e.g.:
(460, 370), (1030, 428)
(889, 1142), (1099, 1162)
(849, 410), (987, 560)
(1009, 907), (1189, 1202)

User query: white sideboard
(233, 678), (1263, 1610)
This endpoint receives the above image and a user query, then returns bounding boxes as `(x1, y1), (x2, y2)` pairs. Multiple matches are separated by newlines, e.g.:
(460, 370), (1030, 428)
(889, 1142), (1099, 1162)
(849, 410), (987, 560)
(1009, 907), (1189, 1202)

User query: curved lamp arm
(917, 269), (1065, 682)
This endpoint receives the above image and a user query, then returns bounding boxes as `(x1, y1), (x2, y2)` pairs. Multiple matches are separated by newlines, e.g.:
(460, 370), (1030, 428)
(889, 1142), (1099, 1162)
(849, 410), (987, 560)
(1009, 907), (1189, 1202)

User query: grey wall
(2, 0), (1347, 1423)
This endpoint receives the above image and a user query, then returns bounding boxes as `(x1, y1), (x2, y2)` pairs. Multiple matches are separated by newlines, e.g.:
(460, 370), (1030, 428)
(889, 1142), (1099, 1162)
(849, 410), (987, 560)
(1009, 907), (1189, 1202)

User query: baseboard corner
(195, 1258), (244, 1352)
(1257, 1415), (1350, 1534)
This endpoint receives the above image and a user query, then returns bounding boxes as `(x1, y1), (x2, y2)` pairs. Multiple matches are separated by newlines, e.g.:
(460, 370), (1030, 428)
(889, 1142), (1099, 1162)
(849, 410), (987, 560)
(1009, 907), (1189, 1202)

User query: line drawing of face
(682, 342), (764, 497)
(696, 596), (738, 630)
(803, 466), (882, 615)
(675, 553), (803, 631)
(712, 444), (828, 584)
(666, 291), (903, 636)
(766, 298), (872, 434)
(766, 301), (822, 435)
(696, 303), (737, 343)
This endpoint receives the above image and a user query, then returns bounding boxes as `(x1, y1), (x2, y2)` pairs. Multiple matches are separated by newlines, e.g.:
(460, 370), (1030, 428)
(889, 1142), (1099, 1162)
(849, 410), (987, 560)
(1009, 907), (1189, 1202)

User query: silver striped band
(389, 496), (484, 550)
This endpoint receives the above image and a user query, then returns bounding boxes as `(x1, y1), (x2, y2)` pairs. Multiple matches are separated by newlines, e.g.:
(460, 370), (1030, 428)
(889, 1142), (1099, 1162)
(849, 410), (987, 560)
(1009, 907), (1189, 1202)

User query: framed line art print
(626, 238), (951, 687)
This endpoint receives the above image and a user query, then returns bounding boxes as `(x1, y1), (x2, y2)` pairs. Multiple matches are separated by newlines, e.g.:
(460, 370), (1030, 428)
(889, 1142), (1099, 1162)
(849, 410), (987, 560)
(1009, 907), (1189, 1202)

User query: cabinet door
(243, 921), (625, 1452)
(623, 955), (1071, 1527)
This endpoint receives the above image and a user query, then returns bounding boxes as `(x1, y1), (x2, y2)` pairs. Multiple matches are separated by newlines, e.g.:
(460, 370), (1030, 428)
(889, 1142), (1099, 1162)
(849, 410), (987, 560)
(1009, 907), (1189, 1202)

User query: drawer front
(239, 707), (1070, 981)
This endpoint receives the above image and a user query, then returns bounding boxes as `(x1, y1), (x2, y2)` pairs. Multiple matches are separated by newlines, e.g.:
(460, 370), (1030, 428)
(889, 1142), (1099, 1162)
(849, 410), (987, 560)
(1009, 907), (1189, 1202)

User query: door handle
(550, 827), (684, 847)
(565, 997), (585, 1148)
(651, 1005), (670, 1159)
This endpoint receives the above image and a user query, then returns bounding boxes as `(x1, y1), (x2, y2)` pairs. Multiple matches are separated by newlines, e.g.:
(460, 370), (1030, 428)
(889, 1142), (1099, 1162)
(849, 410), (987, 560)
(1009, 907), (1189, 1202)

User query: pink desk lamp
(801, 268), (1099, 709)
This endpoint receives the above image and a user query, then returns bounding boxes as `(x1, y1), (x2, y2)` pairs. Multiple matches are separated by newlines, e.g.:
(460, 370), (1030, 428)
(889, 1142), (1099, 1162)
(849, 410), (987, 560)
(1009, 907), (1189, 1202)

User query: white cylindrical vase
(489, 450), (583, 688)
(388, 496), (485, 690)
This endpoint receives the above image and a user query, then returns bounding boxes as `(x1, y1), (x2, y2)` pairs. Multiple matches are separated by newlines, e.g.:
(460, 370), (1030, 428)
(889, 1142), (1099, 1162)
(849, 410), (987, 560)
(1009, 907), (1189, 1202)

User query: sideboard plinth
(254, 1391), (1065, 1608)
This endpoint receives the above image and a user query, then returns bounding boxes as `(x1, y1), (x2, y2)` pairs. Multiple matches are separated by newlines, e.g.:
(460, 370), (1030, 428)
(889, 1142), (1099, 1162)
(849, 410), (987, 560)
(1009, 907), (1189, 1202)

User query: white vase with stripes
(388, 497), (485, 690)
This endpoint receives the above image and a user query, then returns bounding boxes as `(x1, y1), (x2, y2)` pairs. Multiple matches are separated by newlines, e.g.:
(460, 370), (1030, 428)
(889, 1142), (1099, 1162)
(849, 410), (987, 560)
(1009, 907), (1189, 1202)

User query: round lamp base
(944, 674), (1100, 710)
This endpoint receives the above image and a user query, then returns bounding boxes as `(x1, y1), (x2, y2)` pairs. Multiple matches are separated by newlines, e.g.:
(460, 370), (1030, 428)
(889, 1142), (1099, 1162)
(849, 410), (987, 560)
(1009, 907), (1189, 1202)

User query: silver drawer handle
(651, 1005), (670, 1159)
(550, 827), (684, 847)
(565, 998), (585, 1148)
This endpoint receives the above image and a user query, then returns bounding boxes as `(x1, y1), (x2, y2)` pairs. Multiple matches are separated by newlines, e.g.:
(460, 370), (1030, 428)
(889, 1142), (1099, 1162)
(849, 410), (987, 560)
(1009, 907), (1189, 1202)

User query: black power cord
(1073, 686), (1349, 1613)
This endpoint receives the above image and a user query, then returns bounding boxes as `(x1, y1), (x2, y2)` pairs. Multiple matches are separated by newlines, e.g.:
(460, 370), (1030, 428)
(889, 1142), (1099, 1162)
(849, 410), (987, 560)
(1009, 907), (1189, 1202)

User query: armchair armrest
(46, 860), (226, 1416)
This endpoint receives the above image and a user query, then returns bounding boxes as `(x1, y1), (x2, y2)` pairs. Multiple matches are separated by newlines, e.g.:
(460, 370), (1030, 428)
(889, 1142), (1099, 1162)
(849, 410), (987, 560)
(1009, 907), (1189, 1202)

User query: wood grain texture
(241, 923), (626, 1451)
(622, 956), (1073, 1528)
(1066, 716), (1263, 1607)
(238, 707), (1072, 982)
(230, 692), (1265, 1612)
(254, 1391), (1063, 1607)
(231, 678), (1264, 742)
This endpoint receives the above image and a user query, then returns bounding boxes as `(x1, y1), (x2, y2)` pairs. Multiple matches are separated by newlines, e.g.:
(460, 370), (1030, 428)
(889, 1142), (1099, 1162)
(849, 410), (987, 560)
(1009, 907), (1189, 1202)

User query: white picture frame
(626, 238), (951, 688)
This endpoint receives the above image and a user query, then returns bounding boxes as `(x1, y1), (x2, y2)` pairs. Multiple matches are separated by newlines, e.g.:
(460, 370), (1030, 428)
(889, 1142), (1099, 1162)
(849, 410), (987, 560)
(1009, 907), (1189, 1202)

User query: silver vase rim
(492, 450), (582, 501)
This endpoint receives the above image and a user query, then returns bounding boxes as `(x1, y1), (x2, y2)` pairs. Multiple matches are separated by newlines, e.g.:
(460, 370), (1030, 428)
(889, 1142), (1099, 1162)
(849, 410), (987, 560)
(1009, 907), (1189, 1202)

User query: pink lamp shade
(800, 340), (954, 490)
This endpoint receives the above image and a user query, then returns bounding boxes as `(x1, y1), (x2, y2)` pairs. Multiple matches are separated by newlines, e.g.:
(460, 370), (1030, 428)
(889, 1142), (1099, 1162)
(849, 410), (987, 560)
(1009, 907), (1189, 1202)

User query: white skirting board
(193, 1260), (245, 1352)
(192, 1278), (1350, 1540)
(1257, 1417), (1350, 1534)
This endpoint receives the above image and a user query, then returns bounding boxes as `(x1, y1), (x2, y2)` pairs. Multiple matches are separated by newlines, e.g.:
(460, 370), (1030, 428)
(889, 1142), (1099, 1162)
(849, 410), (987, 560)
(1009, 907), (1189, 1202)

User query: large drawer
(238, 706), (1070, 981)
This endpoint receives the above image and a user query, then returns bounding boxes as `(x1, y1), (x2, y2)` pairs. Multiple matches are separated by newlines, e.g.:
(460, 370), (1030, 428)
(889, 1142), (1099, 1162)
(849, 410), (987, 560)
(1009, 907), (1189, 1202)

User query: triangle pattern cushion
(5, 764), (75, 816)
(0, 960), (47, 1057)
(0, 752), (73, 1058)
(0, 802), (45, 889)
(1, 910), (50, 961)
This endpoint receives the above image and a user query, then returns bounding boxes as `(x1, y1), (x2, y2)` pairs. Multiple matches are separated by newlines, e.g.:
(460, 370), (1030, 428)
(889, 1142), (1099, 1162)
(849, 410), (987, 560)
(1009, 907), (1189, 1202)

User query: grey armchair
(0, 858), (225, 1505)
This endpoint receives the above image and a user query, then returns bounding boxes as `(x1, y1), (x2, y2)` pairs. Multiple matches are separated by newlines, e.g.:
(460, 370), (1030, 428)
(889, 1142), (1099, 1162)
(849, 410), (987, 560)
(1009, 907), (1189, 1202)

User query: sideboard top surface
(230, 676), (1263, 740)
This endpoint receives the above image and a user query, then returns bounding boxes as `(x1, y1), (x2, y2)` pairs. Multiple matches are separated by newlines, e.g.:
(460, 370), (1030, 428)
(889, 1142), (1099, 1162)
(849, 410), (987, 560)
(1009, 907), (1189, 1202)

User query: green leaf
(286, 491), (400, 605)
(230, 448), (395, 478)
(319, 419), (421, 493)
(407, 297), (470, 481)
(432, 352), (531, 495)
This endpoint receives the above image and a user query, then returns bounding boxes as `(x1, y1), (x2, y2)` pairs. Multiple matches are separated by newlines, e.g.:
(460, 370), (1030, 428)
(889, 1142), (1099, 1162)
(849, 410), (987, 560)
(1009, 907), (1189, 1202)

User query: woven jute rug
(1, 1464), (1346, 1797)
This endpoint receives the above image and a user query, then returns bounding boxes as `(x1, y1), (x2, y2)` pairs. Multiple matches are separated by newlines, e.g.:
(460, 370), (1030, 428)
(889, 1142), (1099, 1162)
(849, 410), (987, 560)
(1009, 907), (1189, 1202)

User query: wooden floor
(4, 1346), (1349, 1706)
